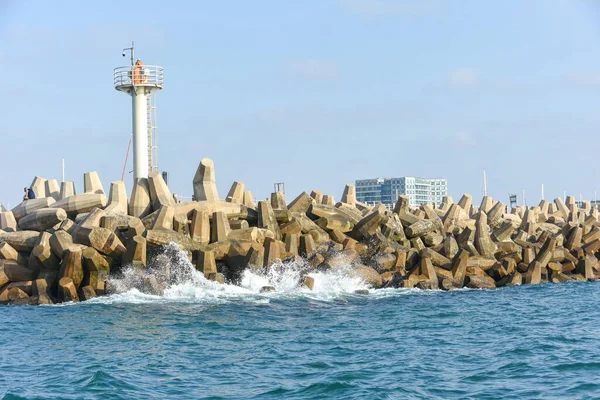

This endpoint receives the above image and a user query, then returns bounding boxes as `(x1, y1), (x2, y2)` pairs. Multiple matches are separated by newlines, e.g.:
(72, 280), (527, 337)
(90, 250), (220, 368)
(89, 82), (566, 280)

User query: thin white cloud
(447, 68), (478, 87)
(341, 0), (439, 16)
(287, 60), (339, 80)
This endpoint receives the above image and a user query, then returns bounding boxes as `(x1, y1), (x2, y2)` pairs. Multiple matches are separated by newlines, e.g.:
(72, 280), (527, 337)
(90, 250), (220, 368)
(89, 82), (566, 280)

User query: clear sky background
(1, 0), (600, 209)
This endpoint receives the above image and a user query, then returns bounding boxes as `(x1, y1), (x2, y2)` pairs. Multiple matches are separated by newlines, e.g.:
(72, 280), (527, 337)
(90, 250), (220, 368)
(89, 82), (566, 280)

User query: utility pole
(483, 169), (487, 197)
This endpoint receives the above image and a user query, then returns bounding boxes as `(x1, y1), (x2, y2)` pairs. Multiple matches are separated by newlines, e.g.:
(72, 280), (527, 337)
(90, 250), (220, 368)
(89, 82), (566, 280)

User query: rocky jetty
(1, 158), (599, 305)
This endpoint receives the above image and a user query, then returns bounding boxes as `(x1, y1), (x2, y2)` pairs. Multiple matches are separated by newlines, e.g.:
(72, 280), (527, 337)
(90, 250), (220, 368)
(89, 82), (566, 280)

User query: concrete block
(190, 210), (210, 244)
(421, 204), (444, 235)
(82, 247), (110, 293)
(45, 179), (60, 201)
(0, 242), (19, 262)
(465, 274), (496, 289)
(0, 231), (40, 252)
(316, 215), (353, 233)
(18, 208), (67, 232)
(104, 181), (128, 215)
(146, 230), (206, 251)
(30, 176), (47, 199)
(406, 220), (436, 238)
(83, 171), (105, 195)
(296, 215), (329, 243)
(0, 211), (17, 232)
(474, 212), (497, 257)
(211, 211), (231, 243)
(53, 193), (107, 217)
(263, 237), (281, 269)
(79, 285), (97, 301)
(78, 208), (106, 230)
(243, 191), (256, 209)
(148, 171), (175, 210)
(393, 195), (410, 215)
(129, 178), (151, 218)
(12, 198), (56, 221)
(299, 234), (316, 258)
(173, 214), (189, 235)
(60, 181), (76, 200)
(322, 195), (335, 206)
(58, 277), (79, 302)
(288, 192), (314, 214)
(122, 235), (147, 269)
(458, 194), (472, 212)
(270, 192), (287, 210)
(49, 231), (74, 258)
(226, 181), (245, 204)
(229, 220), (249, 230)
(336, 202), (364, 225)
(480, 196), (493, 214)
(74, 227), (126, 258)
(174, 200), (254, 222)
(524, 261), (542, 284)
(341, 184), (356, 206)
(193, 158), (219, 202)
(258, 200), (280, 240)
(196, 249), (217, 278)
(243, 245), (264, 271)
(554, 197), (570, 220)
(351, 209), (385, 240)
(1, 261), (36, 282)
(58, 248), (84, 289)
(565, 226), (582, 252)
(30, 232), (59, 273)
(442, 204), (464, 233)
(152, 205), (175, 230)
(283, 233), (299, 257)
(310, 190), (323, 204)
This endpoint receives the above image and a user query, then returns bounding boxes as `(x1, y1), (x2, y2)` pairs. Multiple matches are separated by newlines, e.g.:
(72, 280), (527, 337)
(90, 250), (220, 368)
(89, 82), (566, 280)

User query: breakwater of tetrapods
(0, 158), (597, 305)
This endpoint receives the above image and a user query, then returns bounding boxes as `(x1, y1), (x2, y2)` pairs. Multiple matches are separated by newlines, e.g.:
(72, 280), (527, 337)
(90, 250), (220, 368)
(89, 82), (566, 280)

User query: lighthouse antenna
(122, 41), (135, 66)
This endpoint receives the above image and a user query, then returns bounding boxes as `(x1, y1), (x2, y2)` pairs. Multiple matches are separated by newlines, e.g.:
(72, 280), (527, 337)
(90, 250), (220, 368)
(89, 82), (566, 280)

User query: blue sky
(1, 0), (600, 208)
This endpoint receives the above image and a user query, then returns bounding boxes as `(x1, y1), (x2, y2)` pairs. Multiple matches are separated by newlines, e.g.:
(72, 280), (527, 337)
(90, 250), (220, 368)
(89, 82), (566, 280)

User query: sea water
(1, 245), (600, 399)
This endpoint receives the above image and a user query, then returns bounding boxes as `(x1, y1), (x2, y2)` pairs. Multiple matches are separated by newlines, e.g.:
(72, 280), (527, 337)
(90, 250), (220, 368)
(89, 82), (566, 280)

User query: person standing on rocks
(23, 187), (36, 200)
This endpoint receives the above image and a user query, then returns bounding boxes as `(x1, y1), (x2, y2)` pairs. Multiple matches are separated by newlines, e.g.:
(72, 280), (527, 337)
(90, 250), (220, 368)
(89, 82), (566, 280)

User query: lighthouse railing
(114, 65), (164, 89)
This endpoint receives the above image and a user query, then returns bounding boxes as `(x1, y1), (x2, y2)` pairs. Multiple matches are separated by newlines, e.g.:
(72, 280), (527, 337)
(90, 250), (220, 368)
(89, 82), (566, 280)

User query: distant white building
(355, 177), (448, 208)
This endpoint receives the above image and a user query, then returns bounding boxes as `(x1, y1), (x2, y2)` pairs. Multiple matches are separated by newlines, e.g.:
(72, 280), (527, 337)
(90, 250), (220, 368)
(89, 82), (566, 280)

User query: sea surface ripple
(1, 263), (600, 399)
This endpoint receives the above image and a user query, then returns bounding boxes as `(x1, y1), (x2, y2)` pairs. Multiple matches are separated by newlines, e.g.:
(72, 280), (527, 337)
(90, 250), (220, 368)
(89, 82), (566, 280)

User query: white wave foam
(77, 243), (393, 306)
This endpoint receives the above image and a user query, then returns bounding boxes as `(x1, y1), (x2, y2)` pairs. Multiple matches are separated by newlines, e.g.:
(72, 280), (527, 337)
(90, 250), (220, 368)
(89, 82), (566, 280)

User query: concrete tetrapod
(105, 181), (128, 215)
(12, 198), (56, 221)
(18, 208), (68, 231)
(148, 172), (175, 211)
(193, 158), (219, 202)
(83, 171), (105, 195)
(53, 194), (107, 217)
(59, 181), (76, 200)
(129, 178), (152, 218)
(0, 212), (17, 232)
(0, 231), (41, 252)
(45, 179), (61, 201)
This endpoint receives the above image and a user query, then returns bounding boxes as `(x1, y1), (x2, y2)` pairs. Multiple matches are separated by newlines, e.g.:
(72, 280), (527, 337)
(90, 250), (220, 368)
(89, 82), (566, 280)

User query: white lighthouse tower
(114, 42), (164, 180)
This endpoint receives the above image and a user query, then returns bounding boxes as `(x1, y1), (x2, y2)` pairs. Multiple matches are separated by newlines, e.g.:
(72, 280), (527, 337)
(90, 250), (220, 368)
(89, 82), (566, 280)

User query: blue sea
(1, 247), (600, 399)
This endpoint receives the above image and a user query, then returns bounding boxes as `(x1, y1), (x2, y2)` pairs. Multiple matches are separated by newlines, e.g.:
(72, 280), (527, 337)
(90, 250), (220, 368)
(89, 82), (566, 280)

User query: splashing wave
(84, 243), (383, 305)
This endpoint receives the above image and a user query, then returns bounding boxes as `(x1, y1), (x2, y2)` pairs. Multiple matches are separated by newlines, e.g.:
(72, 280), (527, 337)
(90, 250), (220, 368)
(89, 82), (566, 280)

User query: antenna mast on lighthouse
(114, 42), (163, 181)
